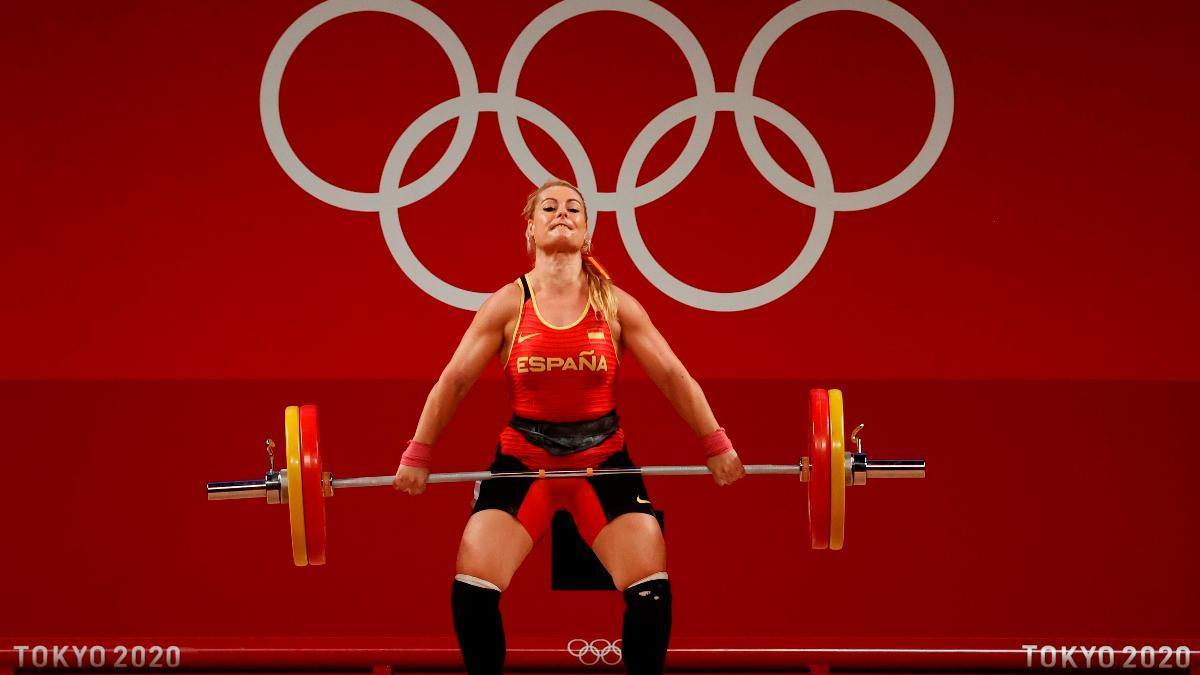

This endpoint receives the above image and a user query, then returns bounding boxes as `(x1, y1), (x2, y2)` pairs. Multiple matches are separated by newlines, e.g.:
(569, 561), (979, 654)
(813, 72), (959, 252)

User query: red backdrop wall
(1, 0), (1197, 650)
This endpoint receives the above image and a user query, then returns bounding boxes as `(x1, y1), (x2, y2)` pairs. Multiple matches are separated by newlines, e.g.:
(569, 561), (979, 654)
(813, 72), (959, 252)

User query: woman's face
(527, 185), (587, 254)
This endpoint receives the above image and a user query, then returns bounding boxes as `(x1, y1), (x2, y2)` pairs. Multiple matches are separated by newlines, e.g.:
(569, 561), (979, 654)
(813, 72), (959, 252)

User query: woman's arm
(616, 287), (718, 435)
(412, 283), (518, 445)
(616, 287), (745, 485)
(394, 283), (519, 493)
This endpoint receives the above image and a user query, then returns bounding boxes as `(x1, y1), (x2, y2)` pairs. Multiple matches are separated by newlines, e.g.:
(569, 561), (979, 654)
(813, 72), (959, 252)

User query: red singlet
(500, 276), (623, 469)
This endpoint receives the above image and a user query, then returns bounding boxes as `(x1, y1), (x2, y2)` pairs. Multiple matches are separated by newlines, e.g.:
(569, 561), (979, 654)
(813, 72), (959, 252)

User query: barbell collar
(207, 472), (281, 501)
(207, 479), (268, 500)
(864, 459), (926, 478)
(849, 454), (927, 485)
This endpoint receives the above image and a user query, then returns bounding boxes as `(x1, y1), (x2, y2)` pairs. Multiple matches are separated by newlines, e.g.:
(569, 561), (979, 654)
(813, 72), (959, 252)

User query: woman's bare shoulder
(612, 284), (647, 322)
(474, 279), (524, 327)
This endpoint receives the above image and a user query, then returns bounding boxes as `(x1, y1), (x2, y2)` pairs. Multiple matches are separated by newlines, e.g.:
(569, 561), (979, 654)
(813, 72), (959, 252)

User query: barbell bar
(208, 460), (922, 498)
(206, 389), (925, 564)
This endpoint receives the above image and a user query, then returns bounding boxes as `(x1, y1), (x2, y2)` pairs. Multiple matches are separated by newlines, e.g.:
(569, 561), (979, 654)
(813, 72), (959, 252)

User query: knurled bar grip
(340, 460), (925, 487)
(347, 463), (803, 487)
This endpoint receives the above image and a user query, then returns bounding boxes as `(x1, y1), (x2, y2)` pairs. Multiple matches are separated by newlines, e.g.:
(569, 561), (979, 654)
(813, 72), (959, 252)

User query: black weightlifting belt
(508, 409), (619, 456)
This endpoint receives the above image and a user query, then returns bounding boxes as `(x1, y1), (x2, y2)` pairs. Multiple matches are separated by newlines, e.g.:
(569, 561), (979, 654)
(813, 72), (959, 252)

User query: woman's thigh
(590, 512), (666, 591)
(456, 509), (534, 591)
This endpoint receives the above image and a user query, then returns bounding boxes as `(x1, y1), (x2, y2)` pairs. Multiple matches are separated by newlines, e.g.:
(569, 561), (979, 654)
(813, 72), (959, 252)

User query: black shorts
(471, 447), (656, 545)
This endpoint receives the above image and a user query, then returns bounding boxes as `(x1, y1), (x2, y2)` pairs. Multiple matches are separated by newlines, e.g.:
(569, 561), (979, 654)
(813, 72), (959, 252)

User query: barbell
(206, 389), (925, 566)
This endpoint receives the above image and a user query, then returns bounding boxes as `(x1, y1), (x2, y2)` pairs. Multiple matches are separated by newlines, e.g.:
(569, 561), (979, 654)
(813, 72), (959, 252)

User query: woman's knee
(592, 513), (667, 590)
(456, 510), (533, 591)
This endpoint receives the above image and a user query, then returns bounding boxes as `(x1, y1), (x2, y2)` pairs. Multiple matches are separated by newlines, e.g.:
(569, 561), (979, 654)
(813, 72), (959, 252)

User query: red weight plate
(808, 389), (831, 550)
(299, 404), (327, 566)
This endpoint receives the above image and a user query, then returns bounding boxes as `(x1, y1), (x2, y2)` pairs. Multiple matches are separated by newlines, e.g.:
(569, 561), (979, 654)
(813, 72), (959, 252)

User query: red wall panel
(2, 1), (1198, 379)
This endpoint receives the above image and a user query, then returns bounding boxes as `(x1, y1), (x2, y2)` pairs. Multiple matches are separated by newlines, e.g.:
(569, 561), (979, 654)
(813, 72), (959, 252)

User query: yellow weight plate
(828, 389), (847, 550)
(285, 405), (308, 566)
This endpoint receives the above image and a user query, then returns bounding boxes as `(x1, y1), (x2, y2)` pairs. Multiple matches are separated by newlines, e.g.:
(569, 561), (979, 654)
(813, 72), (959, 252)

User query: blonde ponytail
(583, 254), (618, 322)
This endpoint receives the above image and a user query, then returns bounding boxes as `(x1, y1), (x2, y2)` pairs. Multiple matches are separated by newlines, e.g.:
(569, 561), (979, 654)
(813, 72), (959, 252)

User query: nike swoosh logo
(636, 496), (651, 504)
(517, 333), (540, 343)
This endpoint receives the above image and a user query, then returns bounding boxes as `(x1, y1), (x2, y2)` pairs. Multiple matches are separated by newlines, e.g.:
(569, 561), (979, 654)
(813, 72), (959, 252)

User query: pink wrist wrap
(701, 427), (733, 458)
(400, 440), (434, 468)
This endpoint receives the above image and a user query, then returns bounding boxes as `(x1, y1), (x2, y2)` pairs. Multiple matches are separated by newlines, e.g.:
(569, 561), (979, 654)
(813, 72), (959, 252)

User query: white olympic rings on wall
(261, 0), (953, 311)
(567, 638), (623, 666)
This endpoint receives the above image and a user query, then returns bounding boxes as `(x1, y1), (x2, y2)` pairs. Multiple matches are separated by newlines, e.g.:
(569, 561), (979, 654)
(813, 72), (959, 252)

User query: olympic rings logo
(567, 638), (623, 666)
(261, 0), (953, 312)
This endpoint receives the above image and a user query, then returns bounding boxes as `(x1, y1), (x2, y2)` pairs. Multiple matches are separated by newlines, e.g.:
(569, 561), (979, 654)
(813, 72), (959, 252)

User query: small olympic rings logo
(567, 638), (623, 666)
(261, 0), (953, 312)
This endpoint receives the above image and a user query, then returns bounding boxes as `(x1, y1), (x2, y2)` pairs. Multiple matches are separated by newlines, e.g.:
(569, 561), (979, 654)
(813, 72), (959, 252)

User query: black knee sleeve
(451, 579), (505, 675)
(621, 578), (672, 675)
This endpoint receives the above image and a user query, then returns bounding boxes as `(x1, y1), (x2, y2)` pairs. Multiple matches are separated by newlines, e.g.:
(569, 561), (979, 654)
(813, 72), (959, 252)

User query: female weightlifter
(392, 179), (745, 675)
